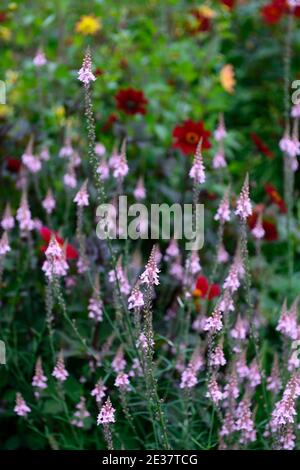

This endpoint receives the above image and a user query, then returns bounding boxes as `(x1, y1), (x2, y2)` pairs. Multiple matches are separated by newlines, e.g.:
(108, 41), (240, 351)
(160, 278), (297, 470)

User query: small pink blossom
(140, 245), (160, 286)
(215, 191), (230, 224)
(32, 357), (47, 395)
(97, 397), (115, 425)
(0, 231), (10, 256)
(78, 49), (96, 86)
(115, 372), (131, 391)
(235, 174), (252, 220)
(133, 177), (146, 200)
(91, 379), (107, 403)
(52, 353), (69, 382)
(14, 393), (31, 417)
(33, 48), (47, 67)
(74, 180), (89, 207)
(71, 397), (90, 428)
(42, 190), (56, 214)
(189, 139), (205, 184)
(1, 204), (15, 231)
(128, 286), (144, 310)
(204, 307), (223, 334)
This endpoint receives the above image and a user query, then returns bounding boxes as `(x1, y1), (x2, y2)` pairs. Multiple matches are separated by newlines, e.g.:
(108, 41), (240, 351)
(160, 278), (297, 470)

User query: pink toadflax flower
(97, 397), (116, 425)
(71, 397), (90, 428)
(33, 47), (47, 67)
(32, 357), (47, 396)
(112, 347), (126, 373)
(1, 204), (15, 231)
(74, 180), (89, 207)
(215, 190), (231, 224)
(204, 307), (223, 334)
(276, 298), (298, 340)
(78, 48), (96, 87)
(16, 191), (34, 232)
(91, 379), (107, 403)
(42, 236), (69, 279)
(133, 177), (146, 201)
(206, 375), (223, 404)
(235, 397), (256, 445)
(235, 174), (252, 220)
(214, 113), (227, 142)
(180, 365), (198, 389)
(189, 139), (206, 184)
(128, 285), (144, 310)
(42, 190), (56, 215)
(210, 345), (227, 368)
(140, 245), (160, 286)
(52, 352), (69, 382)
(115, 372), (131, 391)
(0, 231), (10, 256)
(14, 393), (31, 417)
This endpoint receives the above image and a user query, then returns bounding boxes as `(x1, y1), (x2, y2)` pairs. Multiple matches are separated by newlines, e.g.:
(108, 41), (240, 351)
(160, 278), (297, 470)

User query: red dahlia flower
(172, 120), (211, 156)
(193, 275), (221, 300)
(115, 88), (148, 115)
(39, 226), (78, 260)
(251, 133), (274, 159)
(264, 183), (287, 213)
(261, 0), (300, 24)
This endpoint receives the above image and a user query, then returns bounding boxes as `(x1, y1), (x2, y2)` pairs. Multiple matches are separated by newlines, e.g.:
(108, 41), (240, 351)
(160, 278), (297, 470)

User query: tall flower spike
(0, 231), (10, 257)
(74, 180), (89, 207)
(14, 393), (31, 417)
(42, 189), (56, 215)
(16, 191), (34, 232)
(235, 174), (252, 220)
(1, 203), (15, 231)
(78, 48), (96, 87)
(189, 138), (205, 184)
(52, 352), (69, 382)
(42, 235), (69, 279)
(214, 113), (227, 142)
(97, 397), (116, 425)
(140, 245), (160, 286)
(128, 284), (144, 310)
(112, 139), (129, 181)
(215, 189), (230, 224)
(32, 357), (48, 396)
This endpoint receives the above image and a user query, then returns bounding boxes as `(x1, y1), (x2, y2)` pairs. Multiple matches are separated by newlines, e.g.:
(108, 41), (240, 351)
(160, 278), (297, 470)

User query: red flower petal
(115, 88), (148, 115)
(172, 120), (211, 156)
(208, 283), (221, 300)
(195, 276), (209, 297)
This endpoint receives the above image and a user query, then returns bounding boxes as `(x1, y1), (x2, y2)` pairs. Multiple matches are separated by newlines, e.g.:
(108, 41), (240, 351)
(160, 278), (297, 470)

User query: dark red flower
(39, 226), (78, 260)
(0, 12), (7, 22)
(264, 183), (287, 213)
(193, 276), (220, 300)
(102, 113), (118, 132)
(220, 0), (236, 9)
(172, 120), (211, 156)
(251, 133), (274, 159)
(188, 9), (212, 34)
(94, 67), (104, 77)
(115, 88), (148, 115)
(261, 1), (285, 24)
(248, 211), (278, 242)
(5, 157), (21, 173)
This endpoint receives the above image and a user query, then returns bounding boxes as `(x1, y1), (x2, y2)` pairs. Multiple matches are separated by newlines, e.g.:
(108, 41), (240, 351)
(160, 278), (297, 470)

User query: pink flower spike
(140, 245), (160, 286)
(52, 352), (69, 382)
(33, 48), (47, 67)
(128, 285), (144, 310)
(235, 174), (252, 220)
(214, 113), (227, 142)
(215, 190), (230, 224)
(1, 203), (15, 231)
(74, 180), (89, 207)
(97, 397), (116, 425)
(91, 379), (107, 403)
(42, 190), (56, 215)
(0, 231), (10, 256)
(14, 393), (31, 417)
(189, 138), (206, 184)
(78, 48), (96, 87)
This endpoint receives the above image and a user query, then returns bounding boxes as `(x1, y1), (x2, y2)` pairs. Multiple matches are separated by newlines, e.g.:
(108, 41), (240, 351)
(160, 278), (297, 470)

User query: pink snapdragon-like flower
(219, 291), (235, 313)
(42, 236), (69, 279)
(110, 140), (129, 181)
(71, 397), (90, 428)
(251, 212), (265, 239)
(128, 285), (144, 310)
(215, 191), (230, 224)
(248, 360), (261, 389)
(88, 296), (103, 322)
(96, 160), (110, 180)
(16, 192), (34, 232)
(40, 147), (50, 161)
(95, 142), (106, 157)
(97, 397), (116, 425)
(235, 398), (256, 445)
(108, 261), (130, 295)
(22, 138), (42, 173)
(223, 372), (239, 401)
(0, 231), (10, 256)
(212, 149), (227, 169)
(279, 130), (300, 158)
(59, 137), (73, 158)
(52, 353), (69, 382)
(223, 262), (240, 293)
(204, 307), (223, 334)
(270, 374), (300, 433)
(189, 139), (205, 184)
(214, 113), (227, 142)
(231, 315), (248, 341)
(32, 357), (47, 395)
(42, 190), (56, 214)
(134, 177), (146, 200)
(165, 239), (179, 260)
(186, 250), (202, 275)
(140, 245), (160, 286)
(210, 345), (226, 368)
(276, 299), (298, 340)
(1, 204), (15, 231)
(180, 365), (198, 389)
(267, 355), (282, 393)
(115, 372), (131, 391)
(14, 393), (31, 417)
(217, 243), (229, 263)
(235, 174), (252, 220)
(63, 166), (77, 188)
(91, 379), (107, 403)
(206, 375), (223, 404)
(33, 48), (47, 67)
(236, 352), (249, 380)
(112, 348), (126, 373)
(78, 48), (96, 86)
(74, 180), (89, 207)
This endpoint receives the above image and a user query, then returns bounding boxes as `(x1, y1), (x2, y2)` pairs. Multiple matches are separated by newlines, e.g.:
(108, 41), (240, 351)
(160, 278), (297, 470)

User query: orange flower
(220, 64), (236, 94)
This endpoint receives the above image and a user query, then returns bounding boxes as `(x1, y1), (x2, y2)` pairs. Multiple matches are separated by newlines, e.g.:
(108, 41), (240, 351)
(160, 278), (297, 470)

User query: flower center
(186, 132), (199, 144)
(126, 99), (137, 110)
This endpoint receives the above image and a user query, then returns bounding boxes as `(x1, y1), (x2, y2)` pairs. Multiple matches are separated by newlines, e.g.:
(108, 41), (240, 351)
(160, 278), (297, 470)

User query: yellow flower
(0, 105), (12, 118)
(8, 3), (18, 10)
(75, 15), (102, 36)
(197, 6), (216, 18)
(220, 64), (236, 94)
(0, 26), (12, 41)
